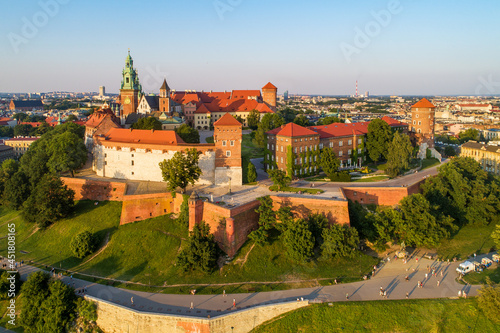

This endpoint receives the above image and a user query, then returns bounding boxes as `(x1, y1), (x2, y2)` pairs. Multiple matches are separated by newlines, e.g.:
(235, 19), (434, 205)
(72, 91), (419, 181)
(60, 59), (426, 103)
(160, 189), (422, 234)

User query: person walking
(190, 302), (194, 309)
(425, 273), (428, 280)
(458, 290), (462, 297)
(131, 297), (134, 305)
(346, 293), (349, 300)
(406, 292), (409, 299)
(437, 280), (440, 287)
(417, 281), (421, 288)
(223, 290), (226, 297)
(233, 299), (236, 308)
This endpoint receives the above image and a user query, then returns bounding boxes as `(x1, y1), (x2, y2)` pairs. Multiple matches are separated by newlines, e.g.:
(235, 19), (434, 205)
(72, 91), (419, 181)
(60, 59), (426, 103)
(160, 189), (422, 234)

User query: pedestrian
(131, 297), (134, 305)
(223, 290), (226, 297)
(416, 258), (419, 263)
(190, 302), (193, 309)
(334, 279), (338, 284)
(233, 299), (236, 308)
(405, 275), (409, 282)
(458, 290), (462, 297)
(463, 292), (467, 299)
(406, 292), (409, 299)
(440, 270), (443, 277)
(346, 293), (349, 300)
(417, 281), (421, 288)
(420, 282), (423, 288)
(425, 273), (428, 280)
(388, 257), (391, 263)
(383, 290), (387, 299)
(437, 280), (440, 287)
(427, 265), (430, 272)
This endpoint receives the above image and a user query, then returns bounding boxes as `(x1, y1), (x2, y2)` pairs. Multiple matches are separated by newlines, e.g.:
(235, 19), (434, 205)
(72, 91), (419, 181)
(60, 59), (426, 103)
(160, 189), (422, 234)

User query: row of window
(222, 140), (235, 147)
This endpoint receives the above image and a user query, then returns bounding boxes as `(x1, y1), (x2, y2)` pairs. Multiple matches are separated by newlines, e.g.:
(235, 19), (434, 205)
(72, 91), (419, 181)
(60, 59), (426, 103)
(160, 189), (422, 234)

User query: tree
(39, 280), (77, 332)
(307, 213), (328, 246)
(234, 115), (244, 125)
(3, 170), (30, 210)
(366, 207), (403, 251)
(247, 161), (257, 183)
(20, 271), (50, 330)
(71, 231), (97, 259)
(385, 132), (413, 177)
(14, 124), (33, 137)
(321, 224), (359, 259)
(47, 131), (87, 177)
(492, 225), (500, 250)
(177, 221), (218, 272)
(276, 206), (293, 233)
(52, 122), (85, 138)
(317, 116), (343, 125)
(320, 147), (340, 181)
(293, 115), (311, 127)
(444, 146), (456, 157)
(477, 278), (500, 323)
(247, 109), (260, 130)
(458, 128), (479, 143)
(0, 126), (14, 137)
(75, 298), (99, 331)
(159, 149), (202, 193)
(366, 118), (393, 162)
(283, 219), (315, 262)
(175, 124), (200, 143)
(0, 271), (21, 300)
(268, 169), (290, 190)
(131, 117), (162, 130)
(22, 174), (75, 228)
(0, 159), (19, 197)
(65, 114), (78, 122)
(13, 113), (29, 121)
(253, 113), (284, 148)
(249, 196), (276, 244)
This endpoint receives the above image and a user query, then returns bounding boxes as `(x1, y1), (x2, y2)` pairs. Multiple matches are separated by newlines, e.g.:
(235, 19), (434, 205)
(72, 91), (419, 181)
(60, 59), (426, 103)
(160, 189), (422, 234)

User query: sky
(1, 0), (500, 96)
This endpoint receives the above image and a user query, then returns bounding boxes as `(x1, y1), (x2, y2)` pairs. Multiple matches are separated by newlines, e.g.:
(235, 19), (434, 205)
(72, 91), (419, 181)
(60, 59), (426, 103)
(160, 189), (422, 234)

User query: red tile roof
(309, 122), (369, 139)
(381, 116), (407, 127)
(412, 98), (435, 109)
(213, 113), (242, 127)
(20, 122), (42, 127)
(262, 82), (277, 90)
(230, 90), (261, 100)
(103, 128), (184, 145)
(275, 123), (318, 137)
(194, 104), (211, 114)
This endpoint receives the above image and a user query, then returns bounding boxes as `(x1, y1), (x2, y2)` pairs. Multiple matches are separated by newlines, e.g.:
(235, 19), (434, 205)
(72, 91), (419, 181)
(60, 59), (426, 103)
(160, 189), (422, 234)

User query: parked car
(456, 261), (475, 275)
(482, 258), (493, 268)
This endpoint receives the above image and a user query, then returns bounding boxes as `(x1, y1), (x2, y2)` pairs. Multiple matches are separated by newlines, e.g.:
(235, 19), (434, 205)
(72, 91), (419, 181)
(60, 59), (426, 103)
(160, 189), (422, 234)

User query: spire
(160, 78), (170, 92)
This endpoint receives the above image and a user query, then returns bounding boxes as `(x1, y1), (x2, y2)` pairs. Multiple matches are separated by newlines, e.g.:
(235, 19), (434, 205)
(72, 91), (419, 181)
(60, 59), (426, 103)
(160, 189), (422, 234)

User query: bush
(177, 221), (219, 272)
(283, 219), (315, 262)
(328, 171), (351, 182)
(247, 162), (257, 183)
(477, 278), (500, 323)
(71, 231), (97, 259)
(0, 271), (21, 299)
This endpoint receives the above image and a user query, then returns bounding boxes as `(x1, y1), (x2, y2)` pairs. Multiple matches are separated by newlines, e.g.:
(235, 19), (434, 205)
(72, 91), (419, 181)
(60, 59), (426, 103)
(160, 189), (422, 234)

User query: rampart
(61, 177), (127, 201)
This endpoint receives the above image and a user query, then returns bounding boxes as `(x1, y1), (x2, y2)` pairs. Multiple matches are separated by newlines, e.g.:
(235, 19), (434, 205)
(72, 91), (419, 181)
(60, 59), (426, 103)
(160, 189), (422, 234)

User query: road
(6, 249), (490, 319)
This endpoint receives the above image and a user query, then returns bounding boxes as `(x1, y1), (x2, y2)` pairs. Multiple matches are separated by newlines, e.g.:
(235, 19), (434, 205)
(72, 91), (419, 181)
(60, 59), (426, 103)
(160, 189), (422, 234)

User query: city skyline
(2, 0), (500, 95)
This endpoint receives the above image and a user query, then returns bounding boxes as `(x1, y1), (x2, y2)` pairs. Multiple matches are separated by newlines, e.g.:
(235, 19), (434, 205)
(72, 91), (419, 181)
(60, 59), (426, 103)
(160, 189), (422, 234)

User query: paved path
(7, 249), (491, 319)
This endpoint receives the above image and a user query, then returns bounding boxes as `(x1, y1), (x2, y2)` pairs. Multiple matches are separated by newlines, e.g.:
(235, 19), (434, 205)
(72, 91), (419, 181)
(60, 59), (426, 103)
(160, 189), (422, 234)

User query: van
(456, 261), (475, 275)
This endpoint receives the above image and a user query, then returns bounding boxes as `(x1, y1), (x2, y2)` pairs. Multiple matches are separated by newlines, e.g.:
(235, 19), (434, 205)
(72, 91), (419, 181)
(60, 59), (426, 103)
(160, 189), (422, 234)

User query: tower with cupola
(119, 51), (142, 117)
(159, 79), (171, 114)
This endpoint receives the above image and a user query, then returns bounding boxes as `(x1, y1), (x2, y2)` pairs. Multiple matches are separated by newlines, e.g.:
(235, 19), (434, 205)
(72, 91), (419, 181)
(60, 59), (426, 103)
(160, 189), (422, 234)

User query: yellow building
(461, 141), (500, 175)
(4, 137), (39, 158)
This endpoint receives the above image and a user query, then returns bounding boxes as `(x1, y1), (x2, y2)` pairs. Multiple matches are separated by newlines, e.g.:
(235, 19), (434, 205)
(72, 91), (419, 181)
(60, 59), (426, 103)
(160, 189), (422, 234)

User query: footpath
(4, 249), (490, 319)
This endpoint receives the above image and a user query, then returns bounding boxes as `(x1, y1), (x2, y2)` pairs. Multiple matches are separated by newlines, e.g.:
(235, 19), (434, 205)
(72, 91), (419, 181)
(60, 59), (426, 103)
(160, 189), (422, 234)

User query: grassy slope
(242, 133), (264, 159)
(252, 299), (498, 333)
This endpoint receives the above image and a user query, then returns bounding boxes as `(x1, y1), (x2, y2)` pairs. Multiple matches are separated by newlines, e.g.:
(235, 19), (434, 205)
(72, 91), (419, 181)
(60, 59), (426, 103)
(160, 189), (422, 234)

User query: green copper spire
(120, 51), (142, 91)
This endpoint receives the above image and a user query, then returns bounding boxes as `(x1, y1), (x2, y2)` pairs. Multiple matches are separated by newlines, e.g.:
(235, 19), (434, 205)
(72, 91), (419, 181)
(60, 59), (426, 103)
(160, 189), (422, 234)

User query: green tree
(386, 132), (413, 177)
(0, 271), (21, 300)
(268, 169), (290, 190)
(65, 114), (78, 122)
(14, 124), (34, 137)
(177, 221), (218, 272)
(321, 224), (360, 259)
(39, 280), (77, 332)
(492, 224), (500, 250)
(366, 118), (393, 162)
(249, 196), (276, 244)
(276, 205), (293, 233)
(22, 174), (75, 228)
(0, 126), (14, 137)
(71, 231), (97, 259)
(247, 161), (257, 183)
(132, 117), (162, 130)
(247, 109), (260, 130)
(293, 115), (311, 127)
(19, 139), (51, 188)
(13, 113), (29, 121)
(0, 159), (19, 197)
(175, 124), (200, 143)
(253, 113), (284, 148)
(234, 115), (244, 125)
(159, 149), (202, 193)
(444, 146), (456, 157)
(52, 122), (85, 138)
(3, 170), (30, 210)
(47, 131), (87, 177)
(307, 213), (328, 246)
(317, 116), (343, 125)
(366, 208), (403, 251)
(19, 271), (50, 331)
(320, 147), (340, 181)
(458, 128), (479, 143)
(34, 122), (52, 136)
(283, 219), (315, 262)
(477, 278), (500, 323)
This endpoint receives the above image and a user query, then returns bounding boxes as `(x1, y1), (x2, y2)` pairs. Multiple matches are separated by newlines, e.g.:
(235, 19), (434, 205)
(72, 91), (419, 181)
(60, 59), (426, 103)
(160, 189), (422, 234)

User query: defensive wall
(61, 177), (127, 201)
(341, 180), (424, 206)
(86, 295), (309, 333)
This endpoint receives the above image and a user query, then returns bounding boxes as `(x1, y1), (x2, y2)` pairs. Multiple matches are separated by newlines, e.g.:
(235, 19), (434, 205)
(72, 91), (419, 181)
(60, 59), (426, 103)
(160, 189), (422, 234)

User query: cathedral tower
(159, 79), (171, 114)
(119, 51), (142, 117)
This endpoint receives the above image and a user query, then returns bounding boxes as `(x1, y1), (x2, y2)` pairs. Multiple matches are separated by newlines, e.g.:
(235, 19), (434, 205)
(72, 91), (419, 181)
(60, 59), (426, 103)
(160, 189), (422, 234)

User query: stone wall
(61, 177), (127, 201)
(87, 295), (309, 333)
(341, 185), (425, 206)
(120, 193), (185, 225)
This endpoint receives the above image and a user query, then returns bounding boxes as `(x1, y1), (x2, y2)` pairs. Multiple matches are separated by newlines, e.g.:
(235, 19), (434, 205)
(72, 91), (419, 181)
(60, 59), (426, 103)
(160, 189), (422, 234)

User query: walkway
(7, 249), (490, 319)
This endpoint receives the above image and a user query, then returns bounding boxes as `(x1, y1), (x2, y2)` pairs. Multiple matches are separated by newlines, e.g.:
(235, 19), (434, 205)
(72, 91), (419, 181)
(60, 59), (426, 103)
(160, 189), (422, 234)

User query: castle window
(358, 139), (362, 144)
(131, 172), (134, 175)
(413, 120), (416, 125)
(281, 146), (284, 152)
(339, 141), (343, 147)
(267, 143), (269, 149)
(416, 114), (419, 118)
(418, 121), (421, 125)
(348, 139), (352, 145)
(131, 161), (134, 166)
(348, 149), (352, 155)
(230, 140), (234, 146)
(339, 151), (343, 157)
(222, 140), (227, 146)
(126, 78), (129, 83)
(226, 151), (231, 157)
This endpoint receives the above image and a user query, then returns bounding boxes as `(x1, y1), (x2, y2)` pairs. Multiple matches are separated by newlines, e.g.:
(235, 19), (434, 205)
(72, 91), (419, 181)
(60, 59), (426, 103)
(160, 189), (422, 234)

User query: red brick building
(410, 98), (435, 148)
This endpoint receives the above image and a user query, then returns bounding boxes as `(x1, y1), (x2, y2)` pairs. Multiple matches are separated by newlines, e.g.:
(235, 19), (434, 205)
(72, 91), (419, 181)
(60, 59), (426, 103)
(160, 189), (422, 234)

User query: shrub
(71, 231), (97, 259)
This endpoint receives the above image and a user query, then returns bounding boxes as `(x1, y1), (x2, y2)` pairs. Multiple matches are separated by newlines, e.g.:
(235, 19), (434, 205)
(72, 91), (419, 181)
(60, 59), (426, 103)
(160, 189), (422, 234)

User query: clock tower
(119, 51), (142, 117)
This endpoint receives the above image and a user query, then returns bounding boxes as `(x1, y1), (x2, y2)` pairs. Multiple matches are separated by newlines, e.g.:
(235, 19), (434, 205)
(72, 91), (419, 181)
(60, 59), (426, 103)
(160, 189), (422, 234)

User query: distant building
(9, 100), (44, 111)
(119, 51), (143, 119)
(0, 145), (14, 162)
(137, 95), (159, 114)
(84, 104), (121, 150)
(99, 86), (106, 97)
(482, 128), (500, 141)
(410, 98), (436, 148)
(284, 90), (289, 101)
(4, 137), (39, 157)
(0, 117), (17, 127)
(461, 141), (500, 175)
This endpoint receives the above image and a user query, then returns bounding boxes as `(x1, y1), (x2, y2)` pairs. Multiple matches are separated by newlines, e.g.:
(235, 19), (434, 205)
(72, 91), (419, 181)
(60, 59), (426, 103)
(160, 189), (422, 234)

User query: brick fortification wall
(120, 193), (185, 225)
(341, 181), (425, 206)
(61, 177), (127, 201)
(190, 196), (350, 257)
(88, 295), (309, 333)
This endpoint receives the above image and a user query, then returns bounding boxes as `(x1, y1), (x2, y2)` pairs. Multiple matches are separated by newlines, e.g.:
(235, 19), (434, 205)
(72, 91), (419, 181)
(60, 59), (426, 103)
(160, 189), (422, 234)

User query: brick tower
(411, 98), (436, 148)
(213, 113), (242, 186)
(119, 51), (142, 118)
(159, 78), (171, 113)
(262, 82), (278, 111)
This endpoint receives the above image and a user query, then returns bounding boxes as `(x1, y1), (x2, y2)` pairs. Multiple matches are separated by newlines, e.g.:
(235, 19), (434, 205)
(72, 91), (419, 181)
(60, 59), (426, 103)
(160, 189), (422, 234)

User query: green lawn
(242, 133), (264, 159)
(0, 205), (377, 294)
(269, 185), (323, 194)
(463, 265), (500, 284)
(252, 299), (498, 333)
(421, 158), (441, 170)
(436, 222), (497, 261)
(0, 296), (24, 332)
(352, 176), (390, 183)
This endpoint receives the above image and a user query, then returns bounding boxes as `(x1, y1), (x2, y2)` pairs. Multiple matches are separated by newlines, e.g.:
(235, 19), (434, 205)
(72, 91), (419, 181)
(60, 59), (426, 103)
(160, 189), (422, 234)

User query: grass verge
(269, 185), (323, 194)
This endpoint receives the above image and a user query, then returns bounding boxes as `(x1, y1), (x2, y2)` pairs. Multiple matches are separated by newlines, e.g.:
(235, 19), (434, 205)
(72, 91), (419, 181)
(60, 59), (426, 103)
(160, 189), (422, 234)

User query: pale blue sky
(1, 0), (500, 95)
